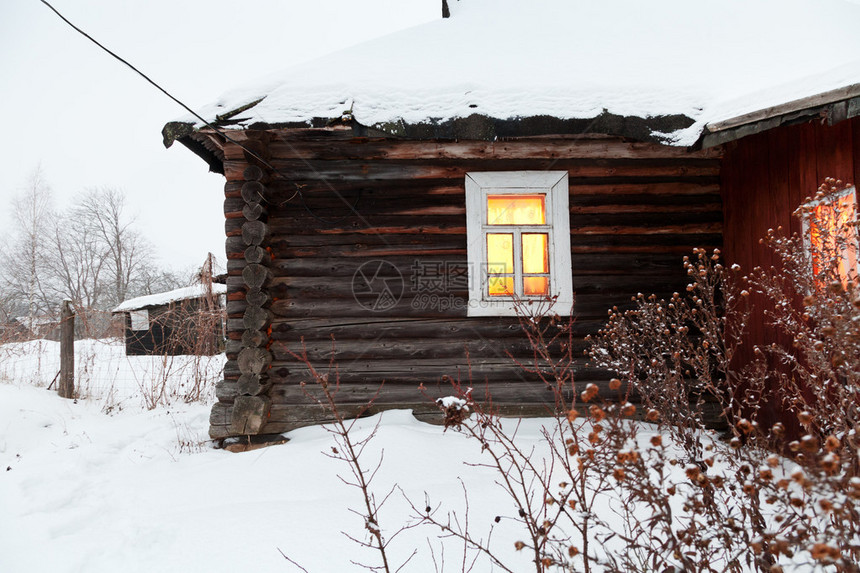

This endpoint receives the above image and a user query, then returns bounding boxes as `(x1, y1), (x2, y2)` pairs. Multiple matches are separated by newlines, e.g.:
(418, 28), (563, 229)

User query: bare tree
(43, 211), (109, 332)
(0, 166), (54, 325)
(1, 175), (187, 339)
(74, 187), (151, 308)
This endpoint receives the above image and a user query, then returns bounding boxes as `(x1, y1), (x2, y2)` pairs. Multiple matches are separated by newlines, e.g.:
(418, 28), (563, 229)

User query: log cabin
(162, 0), (860, 439)
(112, 284), (227, 356)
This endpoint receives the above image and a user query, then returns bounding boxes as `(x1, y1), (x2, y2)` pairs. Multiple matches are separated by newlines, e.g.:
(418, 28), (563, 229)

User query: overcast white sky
(0, 0), (438, 273)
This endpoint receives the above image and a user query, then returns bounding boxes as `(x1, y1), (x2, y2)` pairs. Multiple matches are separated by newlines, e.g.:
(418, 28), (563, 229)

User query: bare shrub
(585, 180), (860, 571)
(287, 340), (415, 573)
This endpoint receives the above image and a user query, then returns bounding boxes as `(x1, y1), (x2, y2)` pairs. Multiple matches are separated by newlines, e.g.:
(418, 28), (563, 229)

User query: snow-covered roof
(112, 284), (227, 313)
(175, 0), (860, 147)
(13, 316), (59, 328)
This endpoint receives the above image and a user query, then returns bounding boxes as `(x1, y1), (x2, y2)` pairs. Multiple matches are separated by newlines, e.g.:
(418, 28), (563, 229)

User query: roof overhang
(698, 83), (860, 149)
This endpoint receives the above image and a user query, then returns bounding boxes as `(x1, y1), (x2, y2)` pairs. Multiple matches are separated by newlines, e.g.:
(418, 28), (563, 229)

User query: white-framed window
(465, 171), (572, 317)
(799, 185), (859, 291)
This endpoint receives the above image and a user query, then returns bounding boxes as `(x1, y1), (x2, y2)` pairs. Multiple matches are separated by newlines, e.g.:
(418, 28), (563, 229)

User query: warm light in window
(522, 234), (548, 274)
(487, 195), (546, 225)
(522, 233), (549, 295)
(487, 233), (514, 296)
(488, 276), (514, 296)
(804, 188), (858, 290)
(523, 277), (548, 296)
(487, 233), (514, 271)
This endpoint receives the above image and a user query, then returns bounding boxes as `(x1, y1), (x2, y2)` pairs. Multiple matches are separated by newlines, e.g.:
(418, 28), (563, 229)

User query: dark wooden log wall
(210, 129), (723, 438)
(720, 116), (860, 424)
(123, 299), (223, 356)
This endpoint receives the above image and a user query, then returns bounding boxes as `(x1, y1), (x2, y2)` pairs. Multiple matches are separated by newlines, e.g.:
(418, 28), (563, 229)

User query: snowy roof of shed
(167, 0), (860, 148)
(113, 284), (227, 313)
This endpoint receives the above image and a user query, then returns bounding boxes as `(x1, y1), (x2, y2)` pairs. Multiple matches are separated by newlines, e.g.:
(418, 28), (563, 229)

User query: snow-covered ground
(0, 339), (823, 572)
(0, 341), (550, 572)
(0, 339), (224, 412)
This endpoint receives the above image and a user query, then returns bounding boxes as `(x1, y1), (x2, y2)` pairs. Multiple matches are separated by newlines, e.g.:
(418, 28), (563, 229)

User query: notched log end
(229, 395), (272, 435)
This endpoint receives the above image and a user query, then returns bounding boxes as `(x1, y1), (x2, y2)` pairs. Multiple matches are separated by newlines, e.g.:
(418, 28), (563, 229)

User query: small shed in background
(112, 283), (227, 356)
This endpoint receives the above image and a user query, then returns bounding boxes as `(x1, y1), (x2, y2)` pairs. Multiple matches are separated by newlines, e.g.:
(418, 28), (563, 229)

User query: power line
(38, 0), (392, 244)
(38, 0), (275, 172)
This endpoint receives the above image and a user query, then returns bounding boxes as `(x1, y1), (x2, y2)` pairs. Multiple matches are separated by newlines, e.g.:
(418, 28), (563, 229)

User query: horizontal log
(215, 381), (238, 402)
(225, 180), (243, 199)
(268, 243), (467, 259)
(267, 360), (610, 387)
(256, 274), (684, 301)
(269, 252), (690, 278)
(268, 377), (631, 407)
(225, 158), (721, 182)
(237, 373), (270, 396)
(570, 202), (721, 214)
(225, 339), (242, 359)
(224, 359), (240, 378)
(227, 258), (247, 274)
(262, 178), (719, 199)
(271, 380), (557, 406)
(210, 402), (233, 426)
(568, 233), (722, 250)
(267, 294), (639, 320)
(257, 387), (664, 434)
(274, 198), (720, 218)
(271, 336), (588, 362)
(272, 186), (718, 213)
(270, 316), (606, 341)
(263, 137), (721, 161)
(571, 182), (720, 196)
(572, 222), (722, 235)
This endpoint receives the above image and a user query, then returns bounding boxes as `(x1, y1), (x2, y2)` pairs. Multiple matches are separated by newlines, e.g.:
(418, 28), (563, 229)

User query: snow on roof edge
(166, 0), (860, 150)
(113, 284), (227, 313)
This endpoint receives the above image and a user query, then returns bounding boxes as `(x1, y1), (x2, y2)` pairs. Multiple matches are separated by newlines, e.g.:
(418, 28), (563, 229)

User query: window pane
(522, 233), (548, 274)
(807, 189), (858, 289)
(488, 275), (514, 296)
(487, 194), (546, 225)
(523, 276), (549, 296)
(487, 233), (514, 272)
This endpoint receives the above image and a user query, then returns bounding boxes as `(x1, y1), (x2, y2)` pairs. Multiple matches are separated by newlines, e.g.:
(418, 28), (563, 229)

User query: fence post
(59, 299), (75, 399)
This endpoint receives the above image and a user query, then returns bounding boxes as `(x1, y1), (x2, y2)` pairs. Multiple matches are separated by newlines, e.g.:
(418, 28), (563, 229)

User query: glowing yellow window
(487, 195), (546, 225)
(522, 233), (549, 296)
(487, 233), (514, 296)
(801, 186), (859, 291)
(484, 195), (550, 298)
(465, 171), (572, 317)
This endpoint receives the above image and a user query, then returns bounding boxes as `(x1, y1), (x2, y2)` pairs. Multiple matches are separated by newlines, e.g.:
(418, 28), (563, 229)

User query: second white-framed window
(799, 185), (859, 291)
(465, 171), (572, 317)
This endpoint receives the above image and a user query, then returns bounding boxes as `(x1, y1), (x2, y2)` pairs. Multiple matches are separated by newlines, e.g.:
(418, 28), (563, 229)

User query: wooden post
(59, 299), (75, 399)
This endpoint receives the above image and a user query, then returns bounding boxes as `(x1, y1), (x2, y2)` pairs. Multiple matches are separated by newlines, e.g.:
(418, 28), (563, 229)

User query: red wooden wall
(720, 116), (860, 424)
(721, 116), (860, 272)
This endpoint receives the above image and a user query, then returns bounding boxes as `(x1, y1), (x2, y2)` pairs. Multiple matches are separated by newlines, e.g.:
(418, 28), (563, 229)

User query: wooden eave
(699, 83), (860, 149)
(164, 109), (709, 172)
